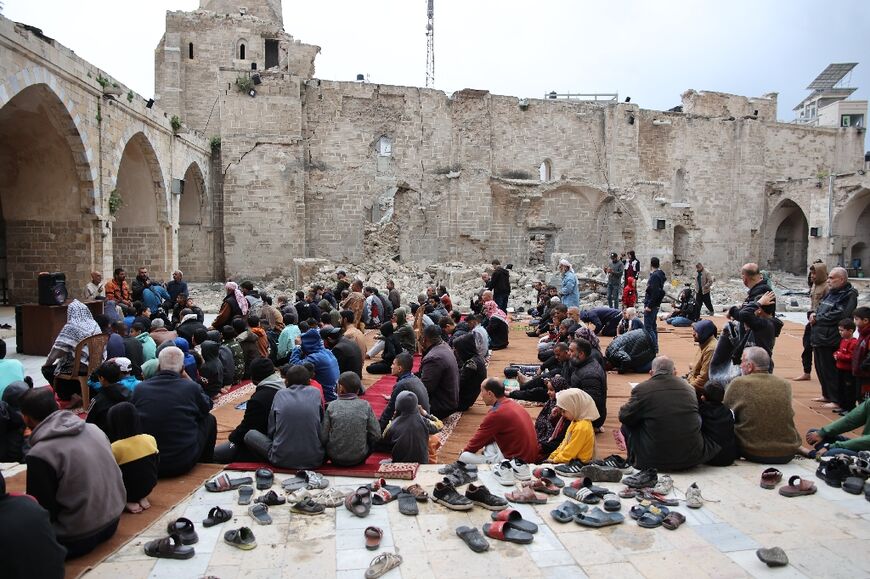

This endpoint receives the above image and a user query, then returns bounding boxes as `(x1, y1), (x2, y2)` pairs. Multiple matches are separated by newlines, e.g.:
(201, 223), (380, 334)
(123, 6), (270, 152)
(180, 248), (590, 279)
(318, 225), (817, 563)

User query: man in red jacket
(459, 379), (538, 464)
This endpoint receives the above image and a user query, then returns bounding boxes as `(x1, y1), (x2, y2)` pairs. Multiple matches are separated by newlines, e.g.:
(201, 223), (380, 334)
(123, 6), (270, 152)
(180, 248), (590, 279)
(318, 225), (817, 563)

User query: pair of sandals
(282, 470), (329, 492)
(345, 486), (373, 517)
(629, 503), (684, 529)
(482, 509), (539, 544)
(143, 517), (198, 559)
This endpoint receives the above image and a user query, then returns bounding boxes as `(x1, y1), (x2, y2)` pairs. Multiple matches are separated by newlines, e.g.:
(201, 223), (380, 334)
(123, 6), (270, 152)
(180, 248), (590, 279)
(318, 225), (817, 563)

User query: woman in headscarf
(393, 307), (416, 353)
(536, 375), (571, 460)
(547, 388), (599, 464)
(366, 322), (401, 374)
(105, 402), (159, 514)
(173, 337), (200, 382)
(41, 300), (102, 403)
(483, 300), (509, 350)
(454, 332), (487, 411)
(210, 281), (248, 330)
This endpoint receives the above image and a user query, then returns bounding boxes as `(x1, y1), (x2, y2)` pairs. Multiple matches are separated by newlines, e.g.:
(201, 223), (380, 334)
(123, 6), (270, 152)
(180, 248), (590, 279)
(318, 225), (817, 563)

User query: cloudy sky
(3, 0), (868, 121)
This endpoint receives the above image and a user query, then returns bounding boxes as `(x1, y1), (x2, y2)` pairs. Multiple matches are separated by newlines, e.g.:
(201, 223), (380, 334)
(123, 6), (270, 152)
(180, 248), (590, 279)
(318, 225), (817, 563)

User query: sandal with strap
(483, 521), (534, 544)
(456, 525), (489, 552)
(317, 487), (348, 507)
(778, 475), (817, 497)
(661, 511), (686, 530)
(203, 506), (233, 527)
(532, 467), (565, 488)
(291, 497), (326, 516)
(248, 503), (272, 525)
(563, 486), (601, 504)
(550, 500), (588, 523)
(237, 485), (254, 505)
(205, 473), (253, 493)
(255, 490), (286, 506)
(365, 552), (403, 579)
(364, 526), (383, 550)
(144, 534), (195, 559)
(505, 486), (548, 504)
(760, 468), (782, 490)
(521, 478), (560, 495)
(574, 506), (625, 528)
(345, 486), (373, 517)
(490, 508), (539, 534)
(166, 517), (198, 545)
(403, 483), (430, 501)
(224, 526), (257, 550)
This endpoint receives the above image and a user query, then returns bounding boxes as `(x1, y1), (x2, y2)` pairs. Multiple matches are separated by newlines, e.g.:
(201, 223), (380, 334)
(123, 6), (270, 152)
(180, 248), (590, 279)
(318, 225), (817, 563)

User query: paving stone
(691, 523), (762, 553)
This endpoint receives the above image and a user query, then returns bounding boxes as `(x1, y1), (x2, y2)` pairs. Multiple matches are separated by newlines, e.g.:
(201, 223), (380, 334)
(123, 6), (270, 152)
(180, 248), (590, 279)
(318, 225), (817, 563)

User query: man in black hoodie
(488, 259), (511, 312)
(811, 267), (859, 406)
(214, 358), (284, 463)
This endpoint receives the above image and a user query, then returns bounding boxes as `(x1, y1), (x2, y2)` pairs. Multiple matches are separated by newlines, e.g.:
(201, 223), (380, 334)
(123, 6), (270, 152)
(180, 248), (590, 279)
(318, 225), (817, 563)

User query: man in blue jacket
(643, 257), (667, 353)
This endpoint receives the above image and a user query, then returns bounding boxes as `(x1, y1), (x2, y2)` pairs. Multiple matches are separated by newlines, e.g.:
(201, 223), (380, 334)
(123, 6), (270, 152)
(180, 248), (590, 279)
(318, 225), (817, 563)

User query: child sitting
(698, 381), (737, 466)
(0, 381), (29, 462)
(834, 318), (859, 413)
(382, 391), (441, 464)
(547, 388), (598, 464)
(106, 402), (158, 514)
(86, 360), (133, 435)
(320, 372), (381, 466)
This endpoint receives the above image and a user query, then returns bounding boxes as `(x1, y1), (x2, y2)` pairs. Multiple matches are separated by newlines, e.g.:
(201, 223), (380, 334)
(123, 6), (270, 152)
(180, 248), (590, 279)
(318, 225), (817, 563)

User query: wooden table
(17, 301), (104, 356)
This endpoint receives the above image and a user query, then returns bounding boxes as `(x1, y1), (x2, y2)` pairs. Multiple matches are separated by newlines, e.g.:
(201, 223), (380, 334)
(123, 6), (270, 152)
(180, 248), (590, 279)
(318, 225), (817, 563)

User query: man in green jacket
(804, 399), (870, 458)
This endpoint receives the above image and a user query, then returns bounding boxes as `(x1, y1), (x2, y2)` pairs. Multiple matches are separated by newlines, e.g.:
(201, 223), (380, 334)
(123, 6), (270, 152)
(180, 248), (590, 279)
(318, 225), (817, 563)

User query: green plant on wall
(235, 75), (253, 94)
(170, 115), (182, 133)
(108, 189), (123, 215)
(209, 136), (221, 151)
(127, 90), (134, 103)
(96, 74), (110, 89)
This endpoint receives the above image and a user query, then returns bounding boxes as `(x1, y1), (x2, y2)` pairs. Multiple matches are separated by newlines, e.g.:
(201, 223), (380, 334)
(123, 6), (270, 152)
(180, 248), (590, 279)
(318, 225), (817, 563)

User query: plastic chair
(54, 334), (108, 411)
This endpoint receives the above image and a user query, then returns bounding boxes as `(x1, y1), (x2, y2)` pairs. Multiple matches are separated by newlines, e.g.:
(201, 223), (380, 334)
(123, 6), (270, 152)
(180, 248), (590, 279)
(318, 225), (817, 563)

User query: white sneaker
(493, 460), (515, 486)
(685, 482), (702, 508)
(653, 474), (673, 496)
(510, 458), (532, 481)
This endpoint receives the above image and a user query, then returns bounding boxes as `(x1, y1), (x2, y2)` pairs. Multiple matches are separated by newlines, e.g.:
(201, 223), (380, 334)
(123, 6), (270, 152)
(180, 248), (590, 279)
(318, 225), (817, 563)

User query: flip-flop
(364, 526), (383, 550)
(661, 511), (686, 530)
(505, 486), (547, 504)
(203, 506), (233, 527)
(255, 490), (286, 506)
(345, 486), (372, 518)
(778, 475), (817, 497)
(490, 508), (539, 534)
(532, 467), (565, 488)
(760, 467), (782, 489)
(483, 521), (534, 544)
(224, 526), (257, 550)
(521, 478), (560, 496)
(371, 487), (399, 506)
(144, 534), (195, 559)
(291, 497), (326, 516)
(255, 467), (274, 490)
(637, 511), (665, 528)
(757, 546), (789, 567)
(282, 474), (307, 492)
(205, 473), (253, 492)
(237, 485), (254, 505)
(397, 492), (419, 516)
(365, 552), (402, 579)
(563, 486), (601, 504)
(248, 503), (272, 525)
(574, 507), (625, 528)
(403, 484), (429, 502)
(166, 517), (198, 545)
(456, 525), (489, 552)
(550, 500), (588, 523)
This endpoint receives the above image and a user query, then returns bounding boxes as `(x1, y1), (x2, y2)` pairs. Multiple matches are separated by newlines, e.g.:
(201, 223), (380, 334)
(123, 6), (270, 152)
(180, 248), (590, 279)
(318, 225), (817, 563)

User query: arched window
(239, 43), (246, 60)
(188, 43), (194, 59)
(539, 160), (552, 182)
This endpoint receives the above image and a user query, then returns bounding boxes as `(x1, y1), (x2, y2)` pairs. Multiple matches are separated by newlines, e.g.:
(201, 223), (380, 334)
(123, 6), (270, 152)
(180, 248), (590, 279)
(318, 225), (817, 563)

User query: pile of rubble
(186, 258), (826, 315)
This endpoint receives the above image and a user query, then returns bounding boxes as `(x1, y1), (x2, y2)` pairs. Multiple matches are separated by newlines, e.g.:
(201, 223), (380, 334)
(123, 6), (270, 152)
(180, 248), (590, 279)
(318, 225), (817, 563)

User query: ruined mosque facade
(1, 0), (869, 303)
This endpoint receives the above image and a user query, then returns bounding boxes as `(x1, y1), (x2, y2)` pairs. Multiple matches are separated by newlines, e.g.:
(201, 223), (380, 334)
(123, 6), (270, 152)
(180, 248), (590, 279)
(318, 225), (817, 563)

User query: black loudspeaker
(38, 272), (68, 306)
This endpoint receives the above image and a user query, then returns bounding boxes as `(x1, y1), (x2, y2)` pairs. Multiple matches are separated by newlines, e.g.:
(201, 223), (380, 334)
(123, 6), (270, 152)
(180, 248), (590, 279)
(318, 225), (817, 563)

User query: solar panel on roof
(807, 63), (858, 90)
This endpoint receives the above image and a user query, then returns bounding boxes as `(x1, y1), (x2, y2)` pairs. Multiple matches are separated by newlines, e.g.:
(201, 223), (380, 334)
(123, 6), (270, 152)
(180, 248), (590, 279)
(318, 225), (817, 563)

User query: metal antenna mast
(425, 0), (435, 87)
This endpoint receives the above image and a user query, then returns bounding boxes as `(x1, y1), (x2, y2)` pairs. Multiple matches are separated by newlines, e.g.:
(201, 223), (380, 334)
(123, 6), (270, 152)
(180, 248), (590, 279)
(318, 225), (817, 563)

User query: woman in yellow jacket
(548, 388), (599, 463)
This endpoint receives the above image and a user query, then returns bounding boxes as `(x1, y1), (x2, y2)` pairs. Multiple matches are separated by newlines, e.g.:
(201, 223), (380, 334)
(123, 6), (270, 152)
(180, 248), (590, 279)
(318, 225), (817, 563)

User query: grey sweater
(321, 395), (381, 466)
(268, 385), (324, 469)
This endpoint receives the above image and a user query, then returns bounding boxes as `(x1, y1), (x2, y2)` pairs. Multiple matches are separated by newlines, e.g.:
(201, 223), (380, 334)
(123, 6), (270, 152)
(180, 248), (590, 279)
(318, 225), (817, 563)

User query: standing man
(605, 253), (625, 309)
(488, 260), (511, 313)
(643, 257), (666, 353)
(84, 271), (105, 301)
(166, 270), (188, 304)
(694, 263), (714, 317)
(811, 267), (859, 407)
(386, 279), (401, 310)
(558, 259), (580, 308)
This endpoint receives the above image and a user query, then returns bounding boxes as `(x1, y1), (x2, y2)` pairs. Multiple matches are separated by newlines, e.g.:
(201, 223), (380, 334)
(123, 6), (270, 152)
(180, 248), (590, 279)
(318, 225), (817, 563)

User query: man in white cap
(559, 260), (580, 308)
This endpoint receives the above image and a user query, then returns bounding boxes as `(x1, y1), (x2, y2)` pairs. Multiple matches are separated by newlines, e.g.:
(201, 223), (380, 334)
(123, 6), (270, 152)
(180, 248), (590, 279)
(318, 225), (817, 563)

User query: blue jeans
(667, 316), (693, 327)
(806, 428), (853, 458)
(607, 284), (621, 309)
(643, 308), (659, 352)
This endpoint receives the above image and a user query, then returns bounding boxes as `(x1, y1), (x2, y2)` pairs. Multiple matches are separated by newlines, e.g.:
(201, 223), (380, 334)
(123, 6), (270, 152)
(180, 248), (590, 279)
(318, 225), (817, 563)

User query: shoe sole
(470, 500), (508, 511)
(225, 540), (257, 550)
(433, 497), (474, 511)
(290, 508), (325, 515)
(493, 475), (516, 486)
(580, 465), (623, 482)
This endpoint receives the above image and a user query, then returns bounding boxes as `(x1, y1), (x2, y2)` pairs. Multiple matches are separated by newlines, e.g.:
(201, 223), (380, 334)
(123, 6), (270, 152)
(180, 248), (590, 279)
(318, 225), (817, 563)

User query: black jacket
(569, 356), (607, 429)
(176, 319), (208, 345)
(605, 329), (656, 373)
(331, 337), (364, 378)
(699, 402), (737, 466)
(227, 374), (283, 447)
(811, 283), (859, 348)
(643, 269), (667, 309)
(86, 383), (132, 435)
(489, 267), (511, 297)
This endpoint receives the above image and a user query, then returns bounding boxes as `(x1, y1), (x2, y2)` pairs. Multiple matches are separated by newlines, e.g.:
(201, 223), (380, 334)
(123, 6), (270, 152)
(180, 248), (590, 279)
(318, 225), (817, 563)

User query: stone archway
(177, 162), (214, 281)
(768, 199), (808, 274)
(112, 133), (168, 279)
(833, 188), (870, 273)
(0, 83), (95, 303)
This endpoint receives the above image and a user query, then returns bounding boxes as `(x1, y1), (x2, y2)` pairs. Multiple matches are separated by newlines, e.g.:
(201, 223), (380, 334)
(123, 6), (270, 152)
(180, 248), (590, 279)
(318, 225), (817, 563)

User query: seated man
(723, 347), (800, 464)
(321, 372), (381, 466)
(418, 325), (460, 419)
(804, 398), (870, 458)
(618, 356), (714, 471)
(686, 319), (718, 395)
(244, 365), (324, 469)
(605, 328), (656, 374)
(379, 352), (430, 430)
(0, 472), (67, 578)
(510, 342), (570, 402)
(322, 327), (363, 378)
(148, 318), (177, 347)
(581, 307), (622, 337)
(459, 379), (538, 465)
(616, 307), (644, 336)
(132, 346), (217, 477)
(215, 358), (284, 463)
(20, 387), (126, 558)
(568, 338), (607, 430)
(289, 328), (340, 402)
